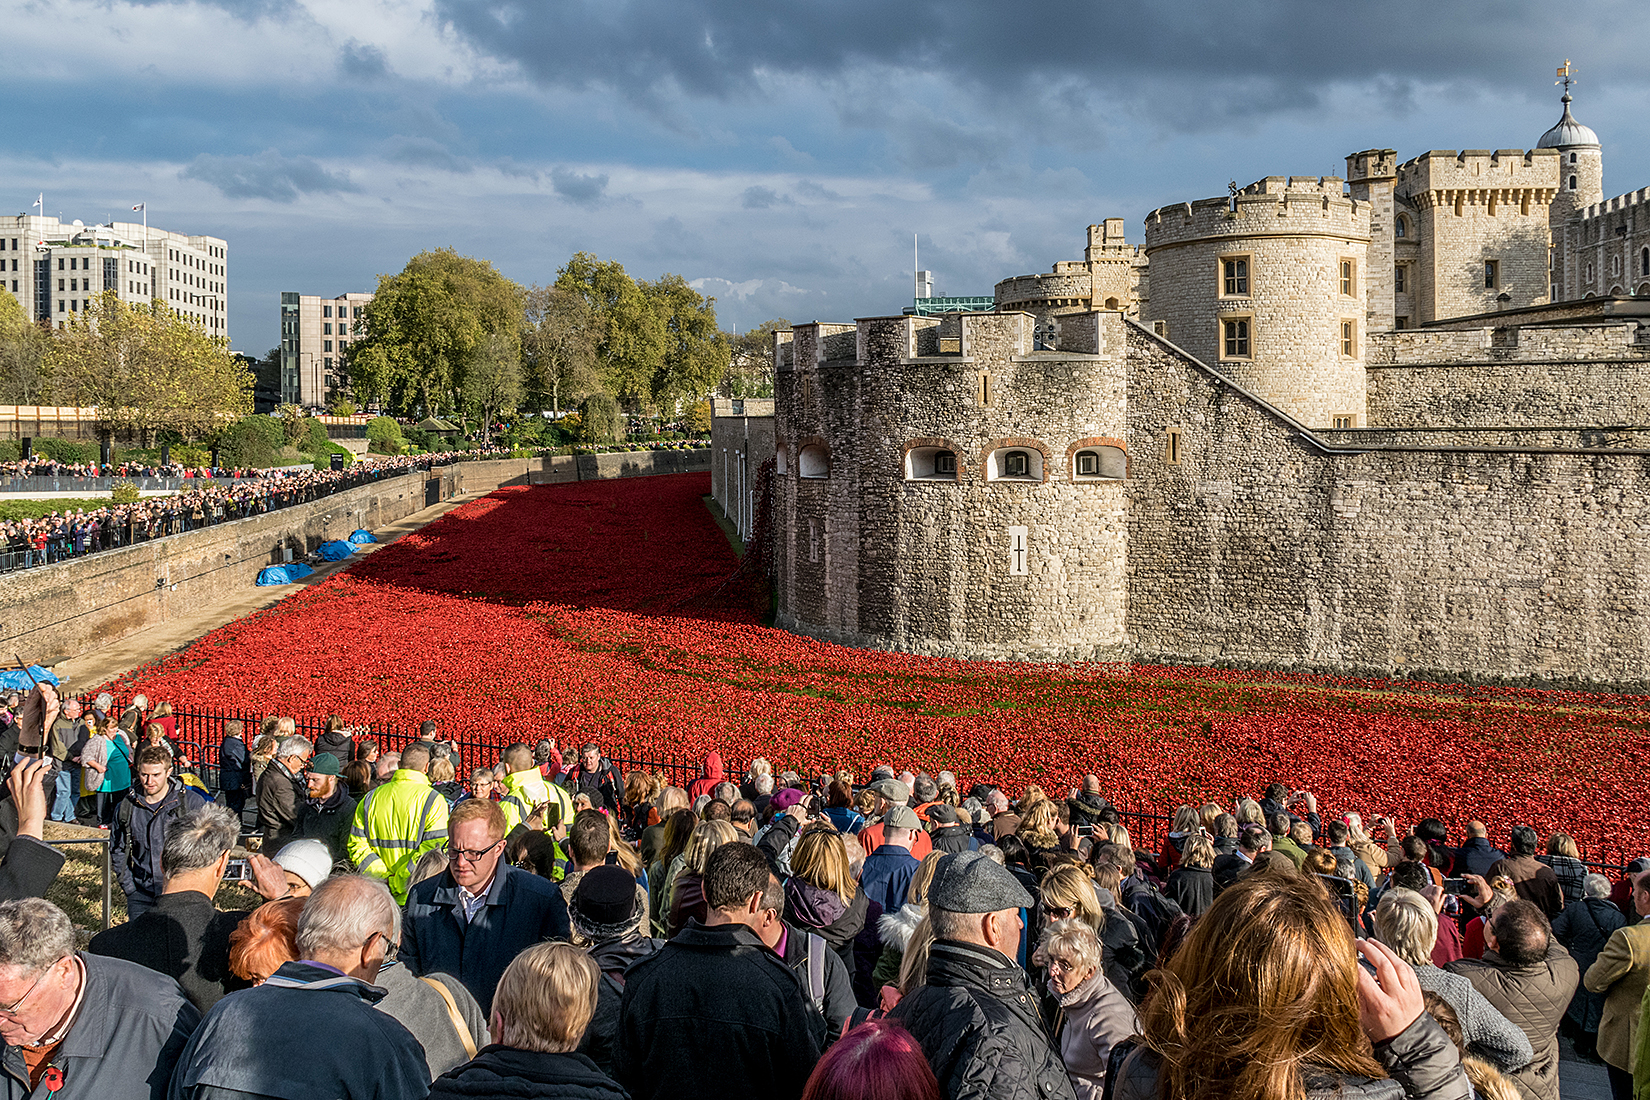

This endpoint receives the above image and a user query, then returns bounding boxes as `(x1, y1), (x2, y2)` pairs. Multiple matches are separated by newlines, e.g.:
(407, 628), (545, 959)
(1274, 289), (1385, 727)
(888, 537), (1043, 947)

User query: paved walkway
(1559, 1035), (1611, 1100)
(52, 489), (491, 692)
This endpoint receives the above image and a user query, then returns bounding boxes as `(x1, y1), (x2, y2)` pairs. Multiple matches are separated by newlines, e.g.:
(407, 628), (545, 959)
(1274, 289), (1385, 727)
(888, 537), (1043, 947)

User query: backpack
(1123, 879), (1184, 953)
(802, 932), (827, 1015)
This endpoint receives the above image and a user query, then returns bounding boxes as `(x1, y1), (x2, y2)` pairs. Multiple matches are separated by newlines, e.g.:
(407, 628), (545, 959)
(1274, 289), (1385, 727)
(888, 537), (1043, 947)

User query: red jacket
(687, 752), (725, 800)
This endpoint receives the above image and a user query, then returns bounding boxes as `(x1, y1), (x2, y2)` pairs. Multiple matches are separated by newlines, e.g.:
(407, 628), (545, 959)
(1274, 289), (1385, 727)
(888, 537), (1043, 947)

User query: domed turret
(1538, 93), (1599, 149)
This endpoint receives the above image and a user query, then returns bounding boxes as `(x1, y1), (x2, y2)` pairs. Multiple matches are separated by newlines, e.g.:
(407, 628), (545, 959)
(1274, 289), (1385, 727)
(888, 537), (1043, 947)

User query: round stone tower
(1540, 73), (1604, 302)
(1143, 177), (1371, 429)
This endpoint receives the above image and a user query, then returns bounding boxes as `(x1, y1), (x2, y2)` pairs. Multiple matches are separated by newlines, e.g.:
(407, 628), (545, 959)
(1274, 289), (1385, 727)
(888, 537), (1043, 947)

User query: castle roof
(1538, 94), (1599, 149)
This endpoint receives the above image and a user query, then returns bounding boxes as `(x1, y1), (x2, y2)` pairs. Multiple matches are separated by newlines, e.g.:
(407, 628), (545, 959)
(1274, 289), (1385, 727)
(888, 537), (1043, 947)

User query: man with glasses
(169, 875), (430, 1100)
(0, 897), (199, 1099)
(399, 797), (570, 1013)
(256, 734), (311, 853)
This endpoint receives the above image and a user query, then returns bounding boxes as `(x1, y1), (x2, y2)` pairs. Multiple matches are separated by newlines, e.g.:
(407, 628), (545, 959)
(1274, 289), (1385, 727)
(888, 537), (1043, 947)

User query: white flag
(32, 194), (41, 211)
(132, 203), (145, 212)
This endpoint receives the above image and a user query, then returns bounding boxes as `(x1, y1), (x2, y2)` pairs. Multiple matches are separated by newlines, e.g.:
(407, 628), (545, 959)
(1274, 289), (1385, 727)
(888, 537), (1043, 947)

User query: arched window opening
(798, 445), (829, 479)
(1072, 446), (1127, 480)
(905, 447), (959, 481)
(775, 446), (789, 476)
(986, 447), (1044, 482)
(1394, 216), (1407, 239)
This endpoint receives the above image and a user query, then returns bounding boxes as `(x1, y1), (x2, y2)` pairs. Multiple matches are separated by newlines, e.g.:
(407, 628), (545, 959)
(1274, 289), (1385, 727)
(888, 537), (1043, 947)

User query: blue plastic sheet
(255, 563), (315, 586)
(0, 666), (60, 692)
(348, 528), (377, 544)
(315, 540), (355, 561)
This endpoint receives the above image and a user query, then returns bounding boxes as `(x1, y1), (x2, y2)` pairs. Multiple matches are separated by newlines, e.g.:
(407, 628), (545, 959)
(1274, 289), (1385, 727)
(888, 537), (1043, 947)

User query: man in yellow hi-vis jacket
(497, 743), (573, 837)
(347, 741), (449, 903)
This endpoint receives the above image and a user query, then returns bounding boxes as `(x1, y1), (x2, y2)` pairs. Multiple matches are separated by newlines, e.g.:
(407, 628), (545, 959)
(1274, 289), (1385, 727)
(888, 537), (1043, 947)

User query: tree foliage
(579, 393), (623, 444)
(521, 285), (600, 415)
(727, 319), (788, 397)
(367, 416), (405, 455)
(216, 415), (284, 469)
(0, 293), (51, 404)
(47, 292), (250, 441)
(463, 333), (524, 443)
(642, 274), (731, 412)
(351, 250), (525, 417)
(554, 253), (666, 410)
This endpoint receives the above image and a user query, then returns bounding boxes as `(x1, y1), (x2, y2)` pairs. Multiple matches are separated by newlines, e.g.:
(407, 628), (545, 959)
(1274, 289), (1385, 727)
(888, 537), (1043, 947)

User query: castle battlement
(1579, 188), (1650, 221)
(1396, 148), (1559, 195)
(1346, 149), (1398, 182)
(1144, 178), (1369, 252)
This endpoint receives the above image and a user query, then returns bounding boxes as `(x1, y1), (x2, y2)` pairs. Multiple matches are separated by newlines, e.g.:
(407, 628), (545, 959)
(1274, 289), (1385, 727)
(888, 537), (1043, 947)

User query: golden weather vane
(1557, 60), (1577, 96)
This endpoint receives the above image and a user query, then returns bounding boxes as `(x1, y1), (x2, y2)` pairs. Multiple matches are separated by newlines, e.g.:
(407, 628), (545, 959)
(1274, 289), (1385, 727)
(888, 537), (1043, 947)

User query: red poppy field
(108, 473), (1650, 865)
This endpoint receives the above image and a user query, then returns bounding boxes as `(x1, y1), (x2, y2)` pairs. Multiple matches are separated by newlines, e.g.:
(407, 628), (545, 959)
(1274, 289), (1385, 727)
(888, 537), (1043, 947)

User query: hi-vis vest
(499, 769), (572, 834)
(347, 769), (449, 903)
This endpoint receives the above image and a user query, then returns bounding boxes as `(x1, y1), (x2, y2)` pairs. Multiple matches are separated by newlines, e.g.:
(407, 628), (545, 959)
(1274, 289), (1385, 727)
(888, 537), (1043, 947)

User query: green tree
(0, 293), (51, 404)
(277, 404), (308, 447)
(217, 415), (283, 468)
(463, 332), (523, 443)
(726, 319), (788, 397)
(579, 393), (623, 444)
(554, 253), (666, 410)
(521, 284), (600, 415)
(351, 250), (525, 416)
(641, 274), (731, 412)
(366, 416), (404, 455)
(48, 292), (250, 445)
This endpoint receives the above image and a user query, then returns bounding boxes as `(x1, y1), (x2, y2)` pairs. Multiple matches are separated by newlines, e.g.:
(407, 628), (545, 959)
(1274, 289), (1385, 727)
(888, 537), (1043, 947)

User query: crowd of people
(0, 686), (1645, 1100)
(0, 448), (503, 571)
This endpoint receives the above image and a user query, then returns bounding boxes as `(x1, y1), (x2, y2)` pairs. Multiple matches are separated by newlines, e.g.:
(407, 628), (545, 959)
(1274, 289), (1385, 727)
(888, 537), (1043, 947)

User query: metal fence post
(100, 838), (112, 932)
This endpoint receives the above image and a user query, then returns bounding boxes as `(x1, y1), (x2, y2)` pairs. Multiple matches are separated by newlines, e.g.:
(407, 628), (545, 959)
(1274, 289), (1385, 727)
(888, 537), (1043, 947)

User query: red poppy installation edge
(106, 472), (1650, 862)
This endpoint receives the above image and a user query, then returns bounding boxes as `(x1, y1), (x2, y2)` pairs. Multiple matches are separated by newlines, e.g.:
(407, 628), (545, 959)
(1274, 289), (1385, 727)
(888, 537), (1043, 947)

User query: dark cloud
(741, 185), (785, 208)
(550, 166), (609, 204)
(339, 40), (391, 81)
(181, 149), (358, 202)
(381, 136), (471, 173)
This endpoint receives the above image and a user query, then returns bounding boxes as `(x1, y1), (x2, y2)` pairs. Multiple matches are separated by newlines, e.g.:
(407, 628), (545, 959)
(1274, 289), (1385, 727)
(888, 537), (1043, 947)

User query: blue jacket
(0, 952), (199, 1100)
(860, 845), (921, 923)
(400, 862), (571, 1013)
(218, 736), (249, 794)
(168, 961), (428, 1100)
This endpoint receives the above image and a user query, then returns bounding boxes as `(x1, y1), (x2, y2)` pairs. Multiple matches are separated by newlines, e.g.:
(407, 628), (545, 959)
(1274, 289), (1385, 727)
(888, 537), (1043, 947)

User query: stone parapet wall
(1314, 426), (1650, 450)
(1370, 322), (1650, 365)
(529, 449), (711, 484)
(1366, 357), (1650, 427)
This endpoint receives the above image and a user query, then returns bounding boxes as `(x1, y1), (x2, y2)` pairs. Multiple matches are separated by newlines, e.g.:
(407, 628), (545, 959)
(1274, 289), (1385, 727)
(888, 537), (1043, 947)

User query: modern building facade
(0, 214), (227, 337)
(277, 291), (373, 408)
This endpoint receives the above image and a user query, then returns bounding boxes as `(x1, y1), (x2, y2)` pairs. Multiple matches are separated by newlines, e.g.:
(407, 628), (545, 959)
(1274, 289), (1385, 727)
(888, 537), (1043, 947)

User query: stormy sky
(3, 0), (1646, 355)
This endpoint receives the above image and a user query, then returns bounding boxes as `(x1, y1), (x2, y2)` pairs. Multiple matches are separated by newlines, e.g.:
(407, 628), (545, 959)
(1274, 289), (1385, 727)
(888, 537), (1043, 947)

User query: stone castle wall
(1144, 177), (1370, 428)
(1565, 187), (1650, 298)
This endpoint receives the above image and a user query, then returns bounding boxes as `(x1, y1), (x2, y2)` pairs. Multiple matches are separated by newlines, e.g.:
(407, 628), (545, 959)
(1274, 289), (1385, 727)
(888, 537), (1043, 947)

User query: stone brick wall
(1144, 177), (1370, 428)
(710, 406), (774, 542)
(1564, 188), (1650, 298)
(1315, 426), (1650, 449)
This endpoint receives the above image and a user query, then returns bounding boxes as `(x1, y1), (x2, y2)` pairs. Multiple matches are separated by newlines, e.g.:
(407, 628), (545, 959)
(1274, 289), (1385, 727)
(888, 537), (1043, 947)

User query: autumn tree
(48, 292), (250, 444)
(641, 274), (730, 413)
(463, 332), (523, 443)
(351, 249), (524, 416)
(554, 253), (666, 410)
(521, 285), (599, 415)
(0, 293), (51, 404)
(726, 318), (788, 398)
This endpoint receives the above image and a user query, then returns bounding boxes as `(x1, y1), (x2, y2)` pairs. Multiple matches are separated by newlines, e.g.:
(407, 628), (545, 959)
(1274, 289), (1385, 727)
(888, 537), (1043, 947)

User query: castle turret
(1541, 66), (1604, 300)
(1144, 176), (1370, 429)
(1347, 150), (1398, 336)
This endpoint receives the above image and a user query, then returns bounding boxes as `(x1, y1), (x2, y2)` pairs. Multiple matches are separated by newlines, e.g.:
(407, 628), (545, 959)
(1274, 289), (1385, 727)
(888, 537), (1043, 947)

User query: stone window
(1395, 316), (1409, 330)
(775, 446), (789, 476)
(1220, 317), (1251, 360)
(1642, 248), (1649, 277)
(977, 372), (995, 407)
(1340, 259), (1356, 297)
(1484, 260), (1499, 289)
(1394, 264), (1406, 293)
(1152, 320), (1169, 339)
(986, 447), (1043, 482)
(1569, 175), (1577, 190)
(1165, 428), (1184, 466)
(1220, 256), (1250, 298)
(1395, 216), (1408, 239)
(906, 447), (959, 481)
(1340, 320), (1356, 358)
(1610, 255), (1622, 277)
(1332, 414), (1357, 429)
(798, 444), (829, 479)
(1072, 446), (1126, 480)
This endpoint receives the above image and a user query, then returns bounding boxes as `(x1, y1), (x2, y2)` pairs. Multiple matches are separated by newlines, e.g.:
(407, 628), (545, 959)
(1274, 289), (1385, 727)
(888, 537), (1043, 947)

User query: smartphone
(1442, 877), (1469, 896)
(224, 858), (251, 882)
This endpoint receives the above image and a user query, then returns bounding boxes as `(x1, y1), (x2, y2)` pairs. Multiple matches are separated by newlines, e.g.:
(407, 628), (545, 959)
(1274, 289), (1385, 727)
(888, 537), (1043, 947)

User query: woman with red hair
(802, 1019), (940, 1100)
(227, 897), (303, 984)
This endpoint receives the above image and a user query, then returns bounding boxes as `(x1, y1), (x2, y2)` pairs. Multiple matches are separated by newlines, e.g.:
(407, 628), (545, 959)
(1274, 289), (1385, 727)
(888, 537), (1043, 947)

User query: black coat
(580, 936), (664, 1076)
(1454, 837), (1508, 879)
(256, 759), (304, 851)
(295, 784), (358, 863)
(615, 921), (824, 1100)
(890, 940), (1077, 1100)
(217, 735), (249, 795)
(1211, 851), (1252, 892)
(87, 890), (252, 1013)
(111, 780), (207, 900)
(1164, 866), (1215, 917)
(779, 921), (857, 1040)
(400, 862), (571, 1014)
(432, 1046), (629, 1100)
(930, 823), (979, 854)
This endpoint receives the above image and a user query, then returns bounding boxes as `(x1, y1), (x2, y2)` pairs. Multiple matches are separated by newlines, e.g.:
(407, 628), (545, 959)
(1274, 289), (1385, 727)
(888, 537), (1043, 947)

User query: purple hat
(770, 788), (807, 812)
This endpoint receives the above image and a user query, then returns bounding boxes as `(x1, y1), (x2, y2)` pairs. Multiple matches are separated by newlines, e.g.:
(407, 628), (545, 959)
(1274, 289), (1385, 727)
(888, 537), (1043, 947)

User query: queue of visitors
(0, 448), (503, 571)
(0, 687), (1645, 1100)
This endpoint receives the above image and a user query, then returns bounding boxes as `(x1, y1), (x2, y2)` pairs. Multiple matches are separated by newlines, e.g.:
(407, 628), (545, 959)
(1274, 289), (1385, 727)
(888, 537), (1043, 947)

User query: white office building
(0, 214), (227, 337)
(278, 291), (373, 407)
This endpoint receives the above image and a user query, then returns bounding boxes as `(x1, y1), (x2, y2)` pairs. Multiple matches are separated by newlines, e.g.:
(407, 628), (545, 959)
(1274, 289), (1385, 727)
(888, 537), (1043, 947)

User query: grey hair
(1584, 873), (1613, 899)
(296, 876), (400, 959)
(713, 782), (740, 804)
(470, 768), (494, 784)
(753, 774), (774, 796)
(978, 844), (1005, 866)
(1041, 917), (1103, 973)
(132, 694), (149, 709)
(929, 906), (977, 941)
(162, 805), (239, 877)
(1373, 888), (1438, 967)
(0, 899), (75, 976)
(913, 775), (939, 803)
(747, 758), (771, 777)
(277, 735), (313, 758)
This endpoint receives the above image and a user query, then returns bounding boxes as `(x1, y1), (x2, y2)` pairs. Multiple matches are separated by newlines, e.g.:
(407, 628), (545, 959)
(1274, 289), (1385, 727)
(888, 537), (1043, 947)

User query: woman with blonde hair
(666, 820), (739, 938)
(785, 826), (869, 968)
(430, 942), (625, 1100)
(1018, 800), (1063, 872)
(1115, 875), (1469, 1100)
(1166, 833), (1216, 917)
(1161, 805), (1204, 872)
(1042, 919), (1139, 1100)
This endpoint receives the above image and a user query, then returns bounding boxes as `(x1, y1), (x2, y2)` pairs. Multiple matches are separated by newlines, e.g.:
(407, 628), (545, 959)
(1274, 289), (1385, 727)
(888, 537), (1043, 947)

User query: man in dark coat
(90, 805), (286, 1014)
(400, 797), (570, 1013)
(111, 747), (206, 919)
(1454, 821), (1507, 879)
(569, 866), (665, 1076)
(1487, 825), (1564, 919)
(892, 851), (1077, 1100)
(216, 722), (250, 816)
(0, 897), (199, 1100)
(169, 875), (430, 1100)
(1065, 775), (1110, 836)
(616, 843), (824, 1100)
(294, 752), (356, 863)
(1211, 825), (1271, 893)
(256, 735), (311, 853)
(927, 804), (979, 855)
(560, 743), (624, 815)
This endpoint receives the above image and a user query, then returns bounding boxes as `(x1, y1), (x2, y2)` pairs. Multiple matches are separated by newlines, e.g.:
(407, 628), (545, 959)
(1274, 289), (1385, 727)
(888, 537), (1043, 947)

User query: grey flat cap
(929, 851), (1035, 914)
(868, 778), (910, 803)
(884, 804), (921, 831)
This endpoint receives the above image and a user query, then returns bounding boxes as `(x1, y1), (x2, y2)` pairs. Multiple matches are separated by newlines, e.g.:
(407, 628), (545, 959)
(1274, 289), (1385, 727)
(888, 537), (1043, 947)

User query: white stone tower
(1542, 61), (1604, 301)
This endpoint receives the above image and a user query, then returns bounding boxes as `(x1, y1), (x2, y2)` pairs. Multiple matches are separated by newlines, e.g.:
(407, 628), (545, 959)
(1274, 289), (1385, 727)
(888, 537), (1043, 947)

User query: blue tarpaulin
(0, 666), (60, 692)
(255, 563), (315, 586)
(347, 529), (377, 544)
(315, 540), (355, 561)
